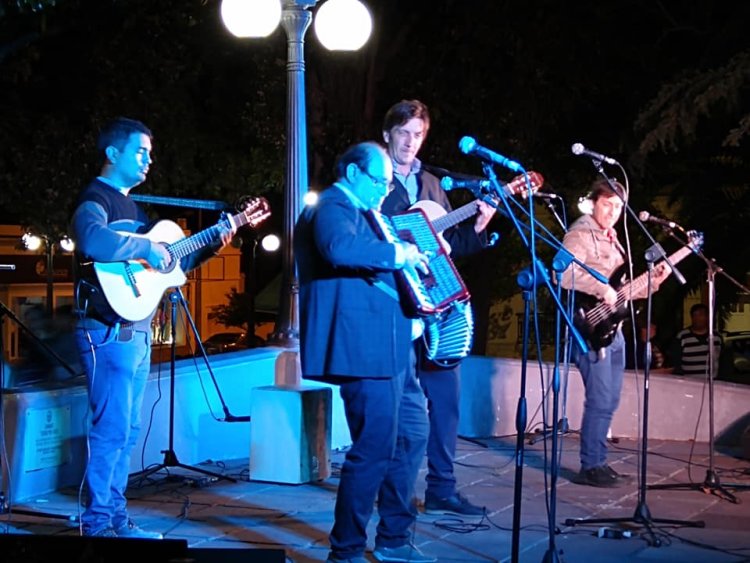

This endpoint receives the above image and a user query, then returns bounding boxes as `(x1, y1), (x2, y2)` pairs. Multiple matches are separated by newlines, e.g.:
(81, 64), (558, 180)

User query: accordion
(367, 208), (473, 362)
(367, 208), (470, 315)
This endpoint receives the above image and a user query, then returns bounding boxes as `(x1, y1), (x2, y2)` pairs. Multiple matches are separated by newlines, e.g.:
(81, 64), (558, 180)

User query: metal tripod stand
(648, 251), (750, 502)
(128, 289), (235, 484)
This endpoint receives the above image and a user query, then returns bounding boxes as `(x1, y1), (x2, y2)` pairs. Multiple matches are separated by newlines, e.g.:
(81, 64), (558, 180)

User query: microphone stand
(649, 247), (750, 501)
(542, 249), (576, 563)
(529, 204), (572, 446)
(564, 158), (703, 545)
(129, 289), (237, 485)
(479, 164), (590, 563)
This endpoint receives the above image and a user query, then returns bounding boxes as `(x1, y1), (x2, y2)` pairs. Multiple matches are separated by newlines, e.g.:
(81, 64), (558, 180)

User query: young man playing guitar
(380, 99), (495, 516)
(70, 117), (235, 537)
(559, 179), (669, 487)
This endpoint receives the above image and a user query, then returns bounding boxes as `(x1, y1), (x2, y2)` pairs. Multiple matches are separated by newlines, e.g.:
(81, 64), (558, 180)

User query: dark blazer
(380, 168), (486, 259)
(294, 186), (413, 382)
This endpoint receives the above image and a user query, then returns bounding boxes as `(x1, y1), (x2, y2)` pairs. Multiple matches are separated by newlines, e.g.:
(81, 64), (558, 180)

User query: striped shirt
(674, 329), (722, 378)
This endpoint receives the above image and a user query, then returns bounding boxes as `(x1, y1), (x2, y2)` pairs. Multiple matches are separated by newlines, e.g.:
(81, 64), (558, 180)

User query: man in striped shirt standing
(672, 303), (723, 378)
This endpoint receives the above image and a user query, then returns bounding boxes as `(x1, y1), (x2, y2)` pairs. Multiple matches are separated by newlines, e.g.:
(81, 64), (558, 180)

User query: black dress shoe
(572, 466), (622, 488)
(424, 492), (485, 516)
(603, 464), (634, 484)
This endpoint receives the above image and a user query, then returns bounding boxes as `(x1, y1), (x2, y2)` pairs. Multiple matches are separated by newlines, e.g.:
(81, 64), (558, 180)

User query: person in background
(670, 303), (723, 378)
(625, 318), (666, 371)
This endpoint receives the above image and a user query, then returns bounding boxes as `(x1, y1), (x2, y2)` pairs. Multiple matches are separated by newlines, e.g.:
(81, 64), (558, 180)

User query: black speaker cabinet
(0, 534), (286, 562)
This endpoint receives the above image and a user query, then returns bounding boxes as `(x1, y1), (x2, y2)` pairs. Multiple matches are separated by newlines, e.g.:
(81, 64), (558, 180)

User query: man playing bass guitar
(559, 179), (669, 488)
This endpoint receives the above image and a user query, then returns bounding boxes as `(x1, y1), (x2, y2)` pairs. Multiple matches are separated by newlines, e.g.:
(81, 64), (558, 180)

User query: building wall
(1, 223), (248, 369)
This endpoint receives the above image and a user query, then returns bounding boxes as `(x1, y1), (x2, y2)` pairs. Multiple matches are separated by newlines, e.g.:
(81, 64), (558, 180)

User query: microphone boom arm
(482, 163), (591, 354)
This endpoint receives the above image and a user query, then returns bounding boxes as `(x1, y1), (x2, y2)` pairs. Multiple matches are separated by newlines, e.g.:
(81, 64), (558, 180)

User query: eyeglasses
(359, 167), (395, 194)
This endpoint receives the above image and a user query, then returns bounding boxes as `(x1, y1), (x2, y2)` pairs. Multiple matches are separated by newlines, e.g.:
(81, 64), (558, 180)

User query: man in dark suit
(380, 99), (495, 516)
(295, 142), (435, 563)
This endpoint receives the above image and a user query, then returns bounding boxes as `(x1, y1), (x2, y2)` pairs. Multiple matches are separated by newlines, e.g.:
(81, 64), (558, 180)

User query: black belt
(77, 310), (138, 342)
(116, 325), (136, 342)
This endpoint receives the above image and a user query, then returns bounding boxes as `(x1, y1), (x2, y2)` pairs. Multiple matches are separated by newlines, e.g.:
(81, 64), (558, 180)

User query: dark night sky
(1, 1), (746, 190)
(1, 0), (748, 330)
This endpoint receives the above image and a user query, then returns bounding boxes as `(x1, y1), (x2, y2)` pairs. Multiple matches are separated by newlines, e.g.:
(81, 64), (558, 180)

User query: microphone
(458, 136), (523, 172)
(440, 176), (491, 192)
(571, 143), (618, 165)
(638, 210), (684, 231)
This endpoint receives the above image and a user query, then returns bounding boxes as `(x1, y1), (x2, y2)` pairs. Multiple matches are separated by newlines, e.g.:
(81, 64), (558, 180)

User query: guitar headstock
(686, 230), (704, 252)
(505, 171), (544, 199)
(237, 196), (272, 228)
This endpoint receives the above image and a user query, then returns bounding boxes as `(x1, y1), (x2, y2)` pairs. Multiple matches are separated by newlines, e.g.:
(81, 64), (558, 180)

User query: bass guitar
(573, 230), (703, 351)
(93, 197), (271, 322)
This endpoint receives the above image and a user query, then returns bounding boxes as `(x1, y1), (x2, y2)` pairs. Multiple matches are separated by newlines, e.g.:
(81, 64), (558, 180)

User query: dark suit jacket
(294, 186), (412, 382)
(380, 169), (486, 259)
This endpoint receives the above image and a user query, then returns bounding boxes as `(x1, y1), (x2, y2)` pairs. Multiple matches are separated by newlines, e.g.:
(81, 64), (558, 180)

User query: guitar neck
(616, 245), (695, 302)
(167, 211), (249, 260)
(431, 201), (478, 233)
(429, 171), (543, 233)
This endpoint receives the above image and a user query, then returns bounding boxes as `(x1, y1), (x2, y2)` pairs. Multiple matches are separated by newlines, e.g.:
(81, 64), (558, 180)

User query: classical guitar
(93, 197), (271, 322)
(409, 171), (544, 253)
(573, 230), (703, 351)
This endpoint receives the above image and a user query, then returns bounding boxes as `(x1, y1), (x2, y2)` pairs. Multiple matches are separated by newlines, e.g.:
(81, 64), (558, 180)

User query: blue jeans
(330, 353), (429, 560)
(74, 326), (151, 534)
(417, 356), (460, 499)
(574, 330), (625, 470)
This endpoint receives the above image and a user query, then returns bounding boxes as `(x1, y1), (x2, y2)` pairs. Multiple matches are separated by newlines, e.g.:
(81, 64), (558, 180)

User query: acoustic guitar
(93, 197), (271, 322)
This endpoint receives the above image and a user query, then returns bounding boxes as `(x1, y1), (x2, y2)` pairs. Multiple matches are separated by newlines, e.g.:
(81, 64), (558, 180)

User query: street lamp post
(269, 0), (315, 348)
(245, 233), (281, 344)
(22, 233), (75, 317)
(221, 0), (373, 349)
(45, 240), (54, 316)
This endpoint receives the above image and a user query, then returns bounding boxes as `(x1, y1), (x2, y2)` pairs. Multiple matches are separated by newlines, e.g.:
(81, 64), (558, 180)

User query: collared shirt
(559, 214), (625, 299)
(96, 175), (128, 194)
(393, 157), (422, 205)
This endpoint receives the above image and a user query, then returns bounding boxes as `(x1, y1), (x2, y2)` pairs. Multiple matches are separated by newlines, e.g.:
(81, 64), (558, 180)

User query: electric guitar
(573, 230), (703, 351)
(409, 171), (544, 254)
(93, 197), (271, 322)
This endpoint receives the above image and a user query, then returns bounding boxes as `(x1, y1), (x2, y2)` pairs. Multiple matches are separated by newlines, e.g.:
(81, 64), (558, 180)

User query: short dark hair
(589, 178), (625, 202)
(334, 141), (383, 179)
(690, 303), (708, 316)
(382, 99), (430, 135)
(96, 117), (152, 158)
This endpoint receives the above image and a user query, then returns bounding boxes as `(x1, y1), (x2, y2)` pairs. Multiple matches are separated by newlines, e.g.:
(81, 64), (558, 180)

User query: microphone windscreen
(439, 176), (454, 191)
(458, 136), (475, 154)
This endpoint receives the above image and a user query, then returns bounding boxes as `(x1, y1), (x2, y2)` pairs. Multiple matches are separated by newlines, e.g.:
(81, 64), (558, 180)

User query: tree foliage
(208, 287), (252, 330)
(0, 0), (748, 335)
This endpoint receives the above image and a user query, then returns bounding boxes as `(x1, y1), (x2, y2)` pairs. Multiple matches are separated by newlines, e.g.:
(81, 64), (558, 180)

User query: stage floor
(2, 436), (749, 562)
